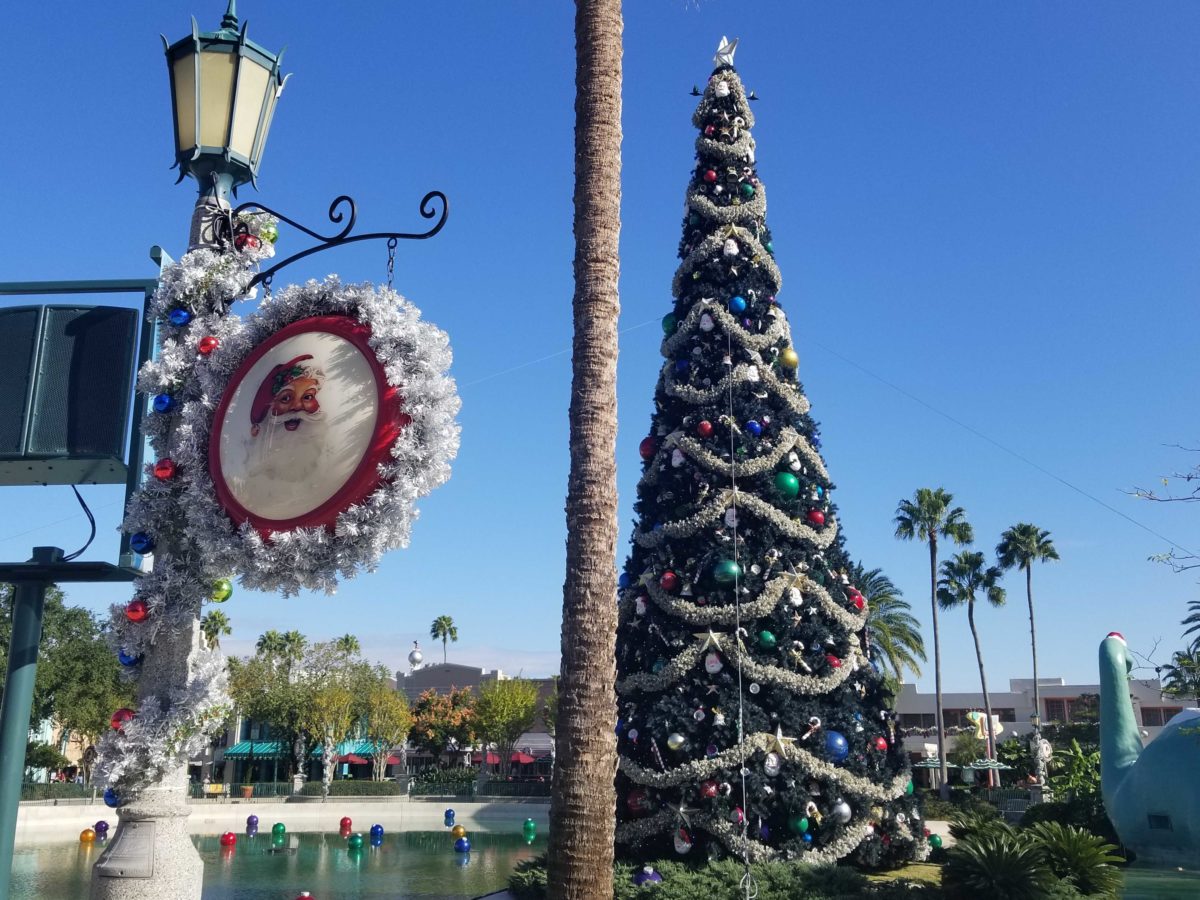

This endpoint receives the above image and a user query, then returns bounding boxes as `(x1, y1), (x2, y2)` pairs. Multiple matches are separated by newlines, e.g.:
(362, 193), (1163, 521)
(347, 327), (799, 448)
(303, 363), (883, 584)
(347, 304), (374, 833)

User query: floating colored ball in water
(272, 834), (286, 849)
(370, 835), (383, 847)
(110, 708), (134, 731)
(151, 393), (175, 414)
(745, 420), (762, 437)
(94, 820), (109, 835)
(444, 808), (455, 822)
(103, 789), (120, 808)
(234, 233), (261, 252)
(638, 436), (657, 460)
(666, 732), (686, 752)
(454, 837), (471, 853)
(789, 814), (809, 834)
(661, 312), (677, 335)
(633, 867), (663, 886)
(758, 630), (777, 649)
(246, 815), (259, 829)
(806, 509), (826, 526)
(167, 308), (192, 327)
(825, 730), (850, 763)
(451, 824), (467, 838)
(928, 834), (943, 849)
(696, 420), (714, 438)
(347, 833), (364, 850)
(713, 559), (741, 584)
(779, 347), (800, 369)
(370, 824), (384, 837)
(659, 570), (679, 592)
(124, 599), (149, 623)
(259, 222), (279, 244)
(80, 828), (96, 844)
(271, 822), (286, 837)
(219, 832), (236, 847)
(774, 472), (800, 498)
(152, 458), (176, 480)
(129, 533), (155, 555)
(117, 649), (142, 667)
(522, 818), (537, 842)
(197, 336), (220, 356)
(211, 578), (233, 602)
(339, 817), (352, 831)
(728, 295), (747, 314)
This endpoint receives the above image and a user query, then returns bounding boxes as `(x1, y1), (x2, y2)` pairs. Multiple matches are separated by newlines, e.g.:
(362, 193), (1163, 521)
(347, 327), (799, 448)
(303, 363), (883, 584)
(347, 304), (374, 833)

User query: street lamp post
(90, 5), (286, 899)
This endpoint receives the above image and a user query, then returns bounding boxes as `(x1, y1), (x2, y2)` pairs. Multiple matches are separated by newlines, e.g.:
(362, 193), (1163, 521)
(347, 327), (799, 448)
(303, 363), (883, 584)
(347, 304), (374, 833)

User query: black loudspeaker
(0, 305), (140, 485)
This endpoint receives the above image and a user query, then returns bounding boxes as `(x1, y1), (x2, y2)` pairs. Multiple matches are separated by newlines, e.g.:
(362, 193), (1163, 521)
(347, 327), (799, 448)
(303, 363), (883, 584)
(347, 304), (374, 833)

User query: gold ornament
(779, 348), (800, 369)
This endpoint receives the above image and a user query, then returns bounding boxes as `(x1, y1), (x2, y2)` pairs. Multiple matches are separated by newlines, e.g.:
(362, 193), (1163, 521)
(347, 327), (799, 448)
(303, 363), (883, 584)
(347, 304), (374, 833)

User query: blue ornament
(167, 308), (192, 327)
(745, 420), (762, 437)
(444, 808), (456, 823)
(129, 533), (155, 555)
(456, 852), (471, 867)
(454, 837), (471, 853)
(802, 832), (813, 843)
(652, 658), (666, 674)
(759, 824), (770, 840)
(816, 486), (825, 499)
(615, 718), (625, 736)
(117, 650), (143, 667)
(766, 241), (775, 255)
(825, 730), (850, 763)
(675, 359), (690, 374)
(728, 295), (747, 314)
(618, 573), (631, 589)
(103, 789), (120, 808)
(370, 824), (384, 837)
(633, 867), (663, 886)
(152, 394), (175, 414)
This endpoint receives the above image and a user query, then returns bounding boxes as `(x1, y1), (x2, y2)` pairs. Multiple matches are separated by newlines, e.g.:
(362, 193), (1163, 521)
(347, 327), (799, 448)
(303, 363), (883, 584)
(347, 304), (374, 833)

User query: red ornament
(871, 736), (888, 752)
(125, 599), (149, 623)
(152, 458), (176, 480)
(234, 233), (262, 252)
(197, 336), (220, 356)
(626, 787), (653, 816)
(339, 817), (352, 830)
(659, 571), (679, 593)
(703, 169), (718, 183)
(110, 708), (134, 731)
(825, 654), (842, 669)
(704, 125), (715, 137)
(848, 589), (865, 611)
(700, 779), (718, 799)
(219, 831), (237, 847)
(806, 509), (826, 526)
(696, 420), (714, 438)
(639, 436), (657, 460)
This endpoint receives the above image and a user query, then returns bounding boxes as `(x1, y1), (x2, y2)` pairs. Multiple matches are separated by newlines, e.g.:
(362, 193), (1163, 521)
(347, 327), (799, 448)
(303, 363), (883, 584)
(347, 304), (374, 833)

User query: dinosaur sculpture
(1099, 631), (1200, 867)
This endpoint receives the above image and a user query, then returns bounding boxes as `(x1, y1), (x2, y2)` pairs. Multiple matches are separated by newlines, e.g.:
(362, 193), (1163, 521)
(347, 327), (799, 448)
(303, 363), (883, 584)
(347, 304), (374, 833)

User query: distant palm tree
(200, 610), (231, 649)
(938, 550), (1006, 782)
(996, 523), (1059, 782)
(256, 630), (285, 658)
(280, 630), (308, 665)
(895, 487), (974, 799)
(430, 616), (458, 664)
(851, 563), (926, 683)
(1181, 598), (1200, 651)
(1160, 650), (1200, 698)
(333, 634), (361, 657)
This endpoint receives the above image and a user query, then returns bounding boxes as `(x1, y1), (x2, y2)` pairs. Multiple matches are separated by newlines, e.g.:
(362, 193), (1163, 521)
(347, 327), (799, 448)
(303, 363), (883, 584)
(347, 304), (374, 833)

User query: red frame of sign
(208, 314), (408, 534)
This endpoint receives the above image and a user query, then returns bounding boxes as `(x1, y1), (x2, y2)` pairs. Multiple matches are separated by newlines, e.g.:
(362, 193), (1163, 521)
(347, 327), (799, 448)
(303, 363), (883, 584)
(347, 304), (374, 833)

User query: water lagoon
(12, 830), (538, 899)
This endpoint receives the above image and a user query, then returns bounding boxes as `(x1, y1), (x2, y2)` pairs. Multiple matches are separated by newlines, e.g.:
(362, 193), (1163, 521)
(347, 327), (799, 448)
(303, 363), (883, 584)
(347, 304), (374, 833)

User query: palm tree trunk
(930, 538), (949, 800)
(967, 599), (997, 788)
(442, 636), (447, 665)
(1026, 565), (1044, 784)
(547, 2), (622, 897)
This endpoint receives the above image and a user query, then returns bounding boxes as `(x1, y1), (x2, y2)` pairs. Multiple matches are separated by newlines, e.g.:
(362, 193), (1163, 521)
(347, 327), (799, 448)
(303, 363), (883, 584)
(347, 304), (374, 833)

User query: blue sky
(1, 2), (1198, 693)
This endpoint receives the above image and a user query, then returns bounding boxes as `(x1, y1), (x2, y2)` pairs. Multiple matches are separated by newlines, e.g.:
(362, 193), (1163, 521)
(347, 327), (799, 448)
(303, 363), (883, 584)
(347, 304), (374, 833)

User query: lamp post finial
(220, 0), (238, 32)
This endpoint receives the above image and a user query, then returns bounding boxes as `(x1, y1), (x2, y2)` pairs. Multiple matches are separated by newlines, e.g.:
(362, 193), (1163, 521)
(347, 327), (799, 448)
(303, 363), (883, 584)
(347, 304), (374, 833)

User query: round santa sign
(209, 314), (408, 532)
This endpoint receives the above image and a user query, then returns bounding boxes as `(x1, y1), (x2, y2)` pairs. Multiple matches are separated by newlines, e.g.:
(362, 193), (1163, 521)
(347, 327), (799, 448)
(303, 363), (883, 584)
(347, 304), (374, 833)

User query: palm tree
(547, 2), (622, 897)
(280, 630), (307, 666)
(1181, 598), (1200, 650)
(200, 610), (231, 649)
(333, 634), (361, 657)
(938, 550), (1006, 784)
(851, 563), (926, 684)
(895, 487), (974, 799)
(1160, 650), (1200, 698)
(996, 523), (1059, 783)
(255, 630), (285, 658)
(429, 616), (458, 665)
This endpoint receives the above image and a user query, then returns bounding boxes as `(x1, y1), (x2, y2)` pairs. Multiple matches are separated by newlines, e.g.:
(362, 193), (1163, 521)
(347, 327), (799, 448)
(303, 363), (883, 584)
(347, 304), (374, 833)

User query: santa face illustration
(244, 354), (329, 485)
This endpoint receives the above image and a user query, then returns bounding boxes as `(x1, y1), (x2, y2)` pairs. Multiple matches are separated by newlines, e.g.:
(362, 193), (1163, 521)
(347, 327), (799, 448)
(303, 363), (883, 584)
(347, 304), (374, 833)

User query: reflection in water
(12, 831), (539, 899)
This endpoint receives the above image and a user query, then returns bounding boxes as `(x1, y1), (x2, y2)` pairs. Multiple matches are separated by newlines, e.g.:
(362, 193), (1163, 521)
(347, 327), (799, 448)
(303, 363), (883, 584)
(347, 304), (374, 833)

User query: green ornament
(687, 212), (700, 226)
(259, 221), (279, 244)
(789, 814), (809, 834)
(347, 833), (364, 850)
(652, 658), (666, 674)
(928, 834), (943, 849)
(774, 472), (800, 498)
(766, 241), (775, 255)
(271, 822), (286, 836)
(523, 818), (537, 837)
(905, 780), (914, 796)
(758, 630), (777, 649)
(662, 312), (677, 335)
(713, 559), (741, 584)
(740, 182), (754, 198)
(211, 578), (233, 603)
(271, 834), (286, 848)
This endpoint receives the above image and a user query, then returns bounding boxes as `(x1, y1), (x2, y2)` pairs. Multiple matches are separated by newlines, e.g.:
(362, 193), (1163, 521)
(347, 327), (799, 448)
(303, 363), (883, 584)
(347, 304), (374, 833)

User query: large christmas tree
(614, 39), (925, 867)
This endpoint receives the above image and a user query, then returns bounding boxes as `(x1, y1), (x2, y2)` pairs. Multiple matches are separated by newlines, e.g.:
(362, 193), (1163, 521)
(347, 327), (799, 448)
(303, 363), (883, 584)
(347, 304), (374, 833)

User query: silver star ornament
(714, 36), (739, 68)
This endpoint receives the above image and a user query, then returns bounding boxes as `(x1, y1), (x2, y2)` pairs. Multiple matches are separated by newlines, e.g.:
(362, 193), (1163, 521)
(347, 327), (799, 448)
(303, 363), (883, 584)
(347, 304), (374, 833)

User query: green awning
(311, 740), (375, 758)
(224, 741), (288, 759)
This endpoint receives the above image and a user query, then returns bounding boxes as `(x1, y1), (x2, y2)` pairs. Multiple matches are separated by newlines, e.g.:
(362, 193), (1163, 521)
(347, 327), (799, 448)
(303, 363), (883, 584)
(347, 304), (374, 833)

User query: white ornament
(724, 507), (738, 527)
(635, 597), (648, 616)
(714, 79), (730, 98)
(723, 238), (740, 257)
(699, 313), (715, 332)
(763, 752), (781, 777)
(671, 448), (686, 468)
(712, 711), (726, 727)
(788, 450), (802, 471)
(673, 830), (693, 854)
(788, 587), (803, 607)
(693, 708), (706, 722)
(745, 365), (760, 382)
(832, 799), (852, 824)
(704, 651), (723, 674)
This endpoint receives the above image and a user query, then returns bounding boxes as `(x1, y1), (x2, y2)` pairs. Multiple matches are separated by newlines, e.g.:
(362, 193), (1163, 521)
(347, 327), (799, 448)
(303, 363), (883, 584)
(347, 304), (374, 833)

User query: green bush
(1026, 822), (1122, 898)
(942, 830), (1057, 900)
(1020, 798), (1119, 846)
(947, 807), (1005, 843)
(919, 787), (999, 822)
(411, 767), (476, 789)
(297, 780), (401, 797)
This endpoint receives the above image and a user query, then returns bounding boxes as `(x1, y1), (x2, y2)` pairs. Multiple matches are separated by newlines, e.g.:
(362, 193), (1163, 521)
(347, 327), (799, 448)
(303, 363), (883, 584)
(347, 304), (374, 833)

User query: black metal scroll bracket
(229, 190), (449, 291)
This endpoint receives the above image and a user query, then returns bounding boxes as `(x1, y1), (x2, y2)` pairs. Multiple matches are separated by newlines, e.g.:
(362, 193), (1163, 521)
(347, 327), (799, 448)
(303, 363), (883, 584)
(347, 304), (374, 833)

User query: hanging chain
(262, 273), (273, 304)
(386, 237), (398, 290)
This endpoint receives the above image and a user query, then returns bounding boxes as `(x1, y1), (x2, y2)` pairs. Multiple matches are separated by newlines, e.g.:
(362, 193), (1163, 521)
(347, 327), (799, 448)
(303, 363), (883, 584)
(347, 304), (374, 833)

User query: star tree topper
(714, 36), (739, 68)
